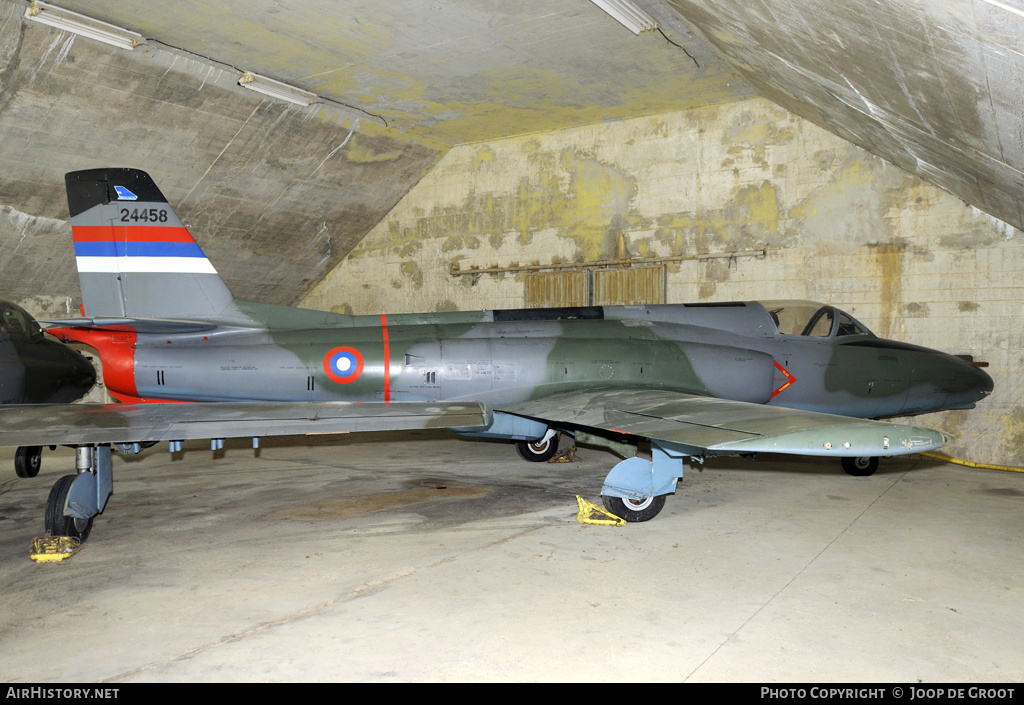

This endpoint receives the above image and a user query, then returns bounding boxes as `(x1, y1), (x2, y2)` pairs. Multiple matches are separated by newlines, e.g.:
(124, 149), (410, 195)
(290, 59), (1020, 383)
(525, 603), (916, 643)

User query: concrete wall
(0, 0), (441, 315)
(302, 97), (1023, 467)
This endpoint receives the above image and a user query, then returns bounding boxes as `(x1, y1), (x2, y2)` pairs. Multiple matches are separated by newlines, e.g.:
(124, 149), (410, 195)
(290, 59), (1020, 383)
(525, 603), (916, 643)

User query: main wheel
(842, 456), (879, 477)
(45, 474), (93, 541)
(515, 434), (559, 462)
(14, 446), (42, 478)
(602, 494), (667, 523)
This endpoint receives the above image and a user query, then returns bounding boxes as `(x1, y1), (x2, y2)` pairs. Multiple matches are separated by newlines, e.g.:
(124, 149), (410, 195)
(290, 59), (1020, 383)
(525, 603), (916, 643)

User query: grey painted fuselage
(62, 300), (990, 423)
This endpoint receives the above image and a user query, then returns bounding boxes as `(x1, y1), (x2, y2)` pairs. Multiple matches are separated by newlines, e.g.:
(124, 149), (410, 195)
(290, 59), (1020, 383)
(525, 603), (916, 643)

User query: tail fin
(66, 168), (234, 320)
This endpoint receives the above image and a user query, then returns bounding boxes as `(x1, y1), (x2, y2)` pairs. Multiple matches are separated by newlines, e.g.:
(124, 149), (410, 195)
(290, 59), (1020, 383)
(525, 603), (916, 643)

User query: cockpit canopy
(0, 301), (44, 342)
(759, 301), (873, 338)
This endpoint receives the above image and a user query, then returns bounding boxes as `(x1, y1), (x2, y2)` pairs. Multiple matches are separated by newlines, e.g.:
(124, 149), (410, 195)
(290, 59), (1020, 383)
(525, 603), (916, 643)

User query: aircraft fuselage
(49, 301), (992, 422)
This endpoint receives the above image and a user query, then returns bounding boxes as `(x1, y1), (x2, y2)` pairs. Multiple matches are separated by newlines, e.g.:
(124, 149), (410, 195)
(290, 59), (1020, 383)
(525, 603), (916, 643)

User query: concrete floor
(0, 431), (1021, 682)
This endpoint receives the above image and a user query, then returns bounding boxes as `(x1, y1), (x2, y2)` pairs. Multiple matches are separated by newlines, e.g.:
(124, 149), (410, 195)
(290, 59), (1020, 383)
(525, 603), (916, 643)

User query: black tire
(842, 456), (879, 477)
(602, 494), (667, 523)
(14, 446), (42, 478)
(515, 434), (559, 462)
(45, 474), (93, 541)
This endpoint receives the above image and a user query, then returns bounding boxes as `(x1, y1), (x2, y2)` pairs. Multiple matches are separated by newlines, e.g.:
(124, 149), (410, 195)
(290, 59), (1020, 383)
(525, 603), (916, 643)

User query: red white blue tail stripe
(66, 168), (234, 320)
(72, 225), (216, 273)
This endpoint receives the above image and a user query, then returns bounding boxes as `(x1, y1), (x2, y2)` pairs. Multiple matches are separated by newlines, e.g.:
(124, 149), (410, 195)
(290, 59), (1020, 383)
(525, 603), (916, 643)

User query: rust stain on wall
(351, 147), (638, 264)
(869, 243), (904, 339)
(655, 181), (783, 255)
(1000, 406), (1024, 463)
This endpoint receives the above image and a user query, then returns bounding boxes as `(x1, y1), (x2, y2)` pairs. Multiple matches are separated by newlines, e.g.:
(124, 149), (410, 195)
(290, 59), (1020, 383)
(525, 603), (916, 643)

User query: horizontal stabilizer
(0, 401), (491, 447)
(41, 317), (222, 335)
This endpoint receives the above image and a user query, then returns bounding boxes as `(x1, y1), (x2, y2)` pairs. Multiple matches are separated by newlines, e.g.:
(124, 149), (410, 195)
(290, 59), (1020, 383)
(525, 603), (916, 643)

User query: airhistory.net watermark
(6, 689), (119, 699)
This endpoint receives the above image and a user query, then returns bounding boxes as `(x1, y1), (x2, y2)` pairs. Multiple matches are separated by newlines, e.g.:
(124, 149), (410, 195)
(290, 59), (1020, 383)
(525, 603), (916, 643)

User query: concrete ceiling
(66, 0), (750, 148)
(667, 0), (1024, 239)
(1, 0), (1020, 308)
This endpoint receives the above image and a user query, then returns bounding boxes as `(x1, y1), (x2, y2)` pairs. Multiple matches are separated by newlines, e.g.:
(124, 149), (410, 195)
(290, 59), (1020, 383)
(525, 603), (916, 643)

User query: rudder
(66, 168), (234, 320)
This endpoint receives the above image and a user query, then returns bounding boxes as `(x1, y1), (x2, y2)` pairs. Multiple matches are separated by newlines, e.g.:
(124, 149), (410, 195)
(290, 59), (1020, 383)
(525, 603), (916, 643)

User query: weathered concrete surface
(302, 99), (1023, 467)
(0, 0), (756, 317)
(0, 436), (1021, 682)
(9, 0), (1024, 250)
(63, 0), (750, 149)
(666, 0), (1024, 233)
(0, 0), (443, 311)
(2, 1), (1020, 468)
(4, 0), (1024, 321)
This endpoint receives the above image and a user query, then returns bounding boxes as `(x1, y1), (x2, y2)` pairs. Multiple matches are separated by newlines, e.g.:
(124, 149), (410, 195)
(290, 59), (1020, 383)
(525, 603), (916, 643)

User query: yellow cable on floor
(920, 451), (1024, 473)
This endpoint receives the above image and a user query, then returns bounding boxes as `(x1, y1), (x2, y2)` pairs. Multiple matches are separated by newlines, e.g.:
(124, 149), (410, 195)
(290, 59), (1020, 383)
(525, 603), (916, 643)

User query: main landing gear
(14, 445), (42, 478)
(601, 494), (667, 523)
(515, 430), (684, 523)
(42, 445), (113, 544)
(45, 474), (93, 540)
(841, 456), (879, 476)
(515, 429), (560, 462)
(513, 431), (884, 522)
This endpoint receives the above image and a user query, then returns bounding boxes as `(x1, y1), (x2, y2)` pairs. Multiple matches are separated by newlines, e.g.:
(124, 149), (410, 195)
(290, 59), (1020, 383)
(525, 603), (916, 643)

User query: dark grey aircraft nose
(970, 363), (994, 400)
(946, 357), (994, 410)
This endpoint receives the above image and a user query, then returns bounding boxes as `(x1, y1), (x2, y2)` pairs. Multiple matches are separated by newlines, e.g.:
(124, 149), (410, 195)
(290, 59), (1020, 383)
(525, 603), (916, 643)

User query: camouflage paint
(304, 98), (1022, 467)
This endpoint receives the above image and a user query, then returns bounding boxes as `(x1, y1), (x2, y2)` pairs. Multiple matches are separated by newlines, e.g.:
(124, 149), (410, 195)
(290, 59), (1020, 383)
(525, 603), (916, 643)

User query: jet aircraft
(0, 168), (993, 542)
(0, 299), (96, 477)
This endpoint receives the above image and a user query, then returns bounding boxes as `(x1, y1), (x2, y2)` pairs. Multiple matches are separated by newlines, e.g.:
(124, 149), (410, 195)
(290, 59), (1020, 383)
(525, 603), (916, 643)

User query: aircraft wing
(500, 388), (945, 457)
(0, 400), (491, 447)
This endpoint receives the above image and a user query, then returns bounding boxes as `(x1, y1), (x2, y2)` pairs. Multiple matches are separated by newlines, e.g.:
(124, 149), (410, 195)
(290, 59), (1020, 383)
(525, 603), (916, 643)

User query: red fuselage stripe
(72, 225), (196, 243)
(381, 314), (391, 402)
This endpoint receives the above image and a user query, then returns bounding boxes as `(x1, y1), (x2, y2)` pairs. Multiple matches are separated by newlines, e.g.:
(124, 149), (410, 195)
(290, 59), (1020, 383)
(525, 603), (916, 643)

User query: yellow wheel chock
(549, 445), (577, 463)
(30, 532), (83, 563)
(576, 495), (625, 526)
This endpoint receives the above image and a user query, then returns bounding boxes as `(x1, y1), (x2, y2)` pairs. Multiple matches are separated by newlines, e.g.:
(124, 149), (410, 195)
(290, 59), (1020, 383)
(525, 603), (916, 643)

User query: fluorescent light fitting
(238, 72), (322, 107)
(25, 2), (146, 50)
(590, 0), (658, 35)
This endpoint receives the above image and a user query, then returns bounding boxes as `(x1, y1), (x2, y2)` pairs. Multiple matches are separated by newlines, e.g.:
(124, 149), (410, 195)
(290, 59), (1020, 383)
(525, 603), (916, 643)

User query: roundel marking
(323, 347), (364, 384)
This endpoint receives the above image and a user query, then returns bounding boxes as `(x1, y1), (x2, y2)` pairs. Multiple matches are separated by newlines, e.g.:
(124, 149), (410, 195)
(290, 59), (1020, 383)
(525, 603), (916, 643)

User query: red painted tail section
(47, 326), (140, 403)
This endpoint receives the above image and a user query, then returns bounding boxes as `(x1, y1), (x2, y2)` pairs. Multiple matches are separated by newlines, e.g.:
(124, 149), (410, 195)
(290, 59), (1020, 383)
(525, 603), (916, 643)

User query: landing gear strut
(600, 442), (687, 522)
(42, 445), (113, 543)
(45, 474), (93, 540)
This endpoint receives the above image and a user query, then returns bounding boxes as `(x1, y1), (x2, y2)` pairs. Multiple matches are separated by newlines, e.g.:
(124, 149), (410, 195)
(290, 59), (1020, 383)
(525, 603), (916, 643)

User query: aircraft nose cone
(970, 364), (994, 400)
(944, 357), (994, 409)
